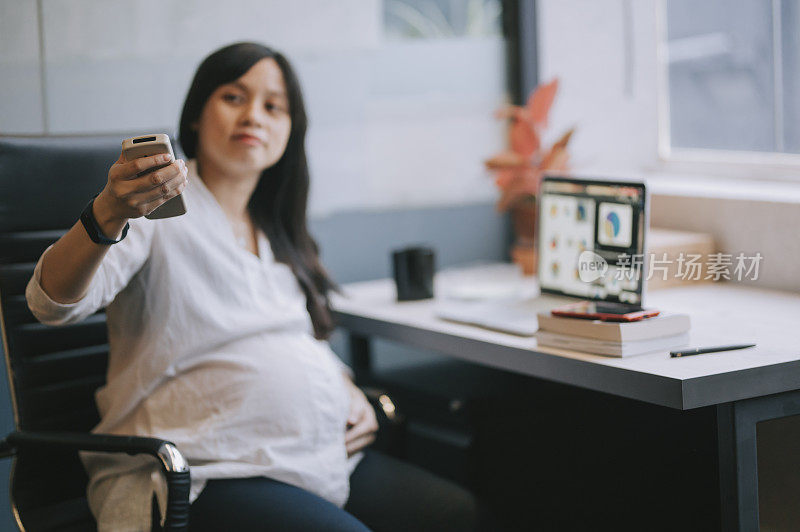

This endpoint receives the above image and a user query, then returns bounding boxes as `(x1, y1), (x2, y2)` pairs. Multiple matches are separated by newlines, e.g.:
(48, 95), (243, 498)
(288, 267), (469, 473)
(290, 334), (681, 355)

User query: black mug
(392, 246), (435, 301)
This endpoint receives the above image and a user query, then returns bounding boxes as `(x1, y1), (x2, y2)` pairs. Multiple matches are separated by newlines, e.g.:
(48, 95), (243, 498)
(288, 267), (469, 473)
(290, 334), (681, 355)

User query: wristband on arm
(80, 195), (130, 245)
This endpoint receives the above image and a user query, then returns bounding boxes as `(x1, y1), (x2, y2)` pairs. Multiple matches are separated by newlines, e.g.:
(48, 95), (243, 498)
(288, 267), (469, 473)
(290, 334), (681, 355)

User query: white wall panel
(361, 104), (502, 211)
(41, 0), (380, 62)
(40, 0), (381, 133)
(305, 37), (506, 215)
(9, 0), (506, 214)
(0, 0), (44, 133)
(537, 0), (660, 172)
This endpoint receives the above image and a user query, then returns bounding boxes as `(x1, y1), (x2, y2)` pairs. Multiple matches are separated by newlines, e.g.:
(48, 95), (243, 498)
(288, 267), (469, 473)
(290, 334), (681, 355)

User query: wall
(0, 0), (508, 216)
(651, 194), (800, 292)
(536, 0), (660, 172)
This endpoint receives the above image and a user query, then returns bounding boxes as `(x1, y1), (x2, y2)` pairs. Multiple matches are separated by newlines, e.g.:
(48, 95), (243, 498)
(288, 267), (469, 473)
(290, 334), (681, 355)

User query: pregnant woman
(25, 42), (484, 531)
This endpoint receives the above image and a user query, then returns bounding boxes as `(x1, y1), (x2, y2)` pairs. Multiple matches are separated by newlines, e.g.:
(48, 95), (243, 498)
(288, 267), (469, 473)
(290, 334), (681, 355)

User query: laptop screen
(536, 176), (647, 305)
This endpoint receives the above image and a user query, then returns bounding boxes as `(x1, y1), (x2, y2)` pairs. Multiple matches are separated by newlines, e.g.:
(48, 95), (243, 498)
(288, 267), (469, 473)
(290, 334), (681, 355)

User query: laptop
(435, 176), (649, 336)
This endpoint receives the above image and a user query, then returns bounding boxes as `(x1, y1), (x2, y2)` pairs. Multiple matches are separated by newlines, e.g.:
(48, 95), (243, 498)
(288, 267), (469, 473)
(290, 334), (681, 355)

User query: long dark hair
(179, 42), (337, 339)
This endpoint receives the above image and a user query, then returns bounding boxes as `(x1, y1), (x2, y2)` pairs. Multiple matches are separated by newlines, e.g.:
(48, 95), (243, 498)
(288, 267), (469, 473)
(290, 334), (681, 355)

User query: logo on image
(577, 250), (608, 283)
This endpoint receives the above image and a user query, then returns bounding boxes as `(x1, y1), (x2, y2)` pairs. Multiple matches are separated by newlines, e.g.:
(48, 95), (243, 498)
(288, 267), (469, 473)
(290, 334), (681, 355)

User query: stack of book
(535, 313), (691, 357)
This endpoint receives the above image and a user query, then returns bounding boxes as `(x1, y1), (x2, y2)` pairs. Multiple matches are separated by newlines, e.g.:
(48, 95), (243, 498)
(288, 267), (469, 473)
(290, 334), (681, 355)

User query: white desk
(331, 263), (800, 531)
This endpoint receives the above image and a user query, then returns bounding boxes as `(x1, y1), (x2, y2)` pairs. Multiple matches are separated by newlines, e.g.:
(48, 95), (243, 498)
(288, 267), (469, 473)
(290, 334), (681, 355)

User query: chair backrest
(0, 135), (128, 528)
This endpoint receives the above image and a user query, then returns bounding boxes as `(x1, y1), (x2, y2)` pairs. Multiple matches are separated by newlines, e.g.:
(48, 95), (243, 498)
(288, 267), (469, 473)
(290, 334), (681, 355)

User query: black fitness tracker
(80, 195), (129, 245)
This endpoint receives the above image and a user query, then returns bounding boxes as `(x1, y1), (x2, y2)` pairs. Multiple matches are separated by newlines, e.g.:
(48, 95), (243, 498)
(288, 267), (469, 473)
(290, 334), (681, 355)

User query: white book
(536, 313), (691, 342)
(535, 331), (691, 357)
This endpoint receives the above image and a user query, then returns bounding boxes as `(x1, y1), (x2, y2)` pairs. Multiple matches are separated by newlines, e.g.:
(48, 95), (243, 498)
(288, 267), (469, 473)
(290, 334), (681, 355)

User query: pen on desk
(670, 344), (756, 358)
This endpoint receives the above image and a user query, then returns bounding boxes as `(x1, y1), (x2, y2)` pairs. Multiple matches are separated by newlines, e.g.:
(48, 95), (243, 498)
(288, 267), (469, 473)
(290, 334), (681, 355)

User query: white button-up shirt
(26, 160), (360, 531)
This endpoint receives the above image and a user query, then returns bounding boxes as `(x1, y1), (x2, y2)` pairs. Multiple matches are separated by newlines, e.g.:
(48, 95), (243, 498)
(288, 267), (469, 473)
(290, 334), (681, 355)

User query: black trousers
(184, 449), (490, 531)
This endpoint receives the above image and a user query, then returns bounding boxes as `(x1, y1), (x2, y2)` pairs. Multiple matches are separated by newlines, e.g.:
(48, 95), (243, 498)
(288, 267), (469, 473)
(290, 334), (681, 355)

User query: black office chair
(0, 135), (404, 531)
(0, 135), (193, 531)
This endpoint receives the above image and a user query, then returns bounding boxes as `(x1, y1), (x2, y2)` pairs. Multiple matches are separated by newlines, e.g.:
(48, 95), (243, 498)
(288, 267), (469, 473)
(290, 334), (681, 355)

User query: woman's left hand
(343, 375), (379, 457)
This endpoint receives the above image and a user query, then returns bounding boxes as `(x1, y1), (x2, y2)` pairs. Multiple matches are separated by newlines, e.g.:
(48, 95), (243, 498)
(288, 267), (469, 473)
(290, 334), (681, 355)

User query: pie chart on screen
(597, 202), (633, 248)
(604, 211), (621, 239)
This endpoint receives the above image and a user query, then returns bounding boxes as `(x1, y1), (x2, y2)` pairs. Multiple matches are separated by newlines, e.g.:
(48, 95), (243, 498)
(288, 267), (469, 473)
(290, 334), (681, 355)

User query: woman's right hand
(94, 152), (188, 228)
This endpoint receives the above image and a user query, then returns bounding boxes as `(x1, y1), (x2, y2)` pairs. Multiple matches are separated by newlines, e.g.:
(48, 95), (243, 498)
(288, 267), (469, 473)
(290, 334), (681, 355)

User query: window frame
(655, 0), (800, 182)
(502, 0), (539, 106)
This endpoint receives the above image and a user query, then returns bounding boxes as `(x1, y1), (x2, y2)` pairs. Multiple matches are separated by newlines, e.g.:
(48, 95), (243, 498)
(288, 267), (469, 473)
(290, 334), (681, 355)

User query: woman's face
(194, 57), (292, 176)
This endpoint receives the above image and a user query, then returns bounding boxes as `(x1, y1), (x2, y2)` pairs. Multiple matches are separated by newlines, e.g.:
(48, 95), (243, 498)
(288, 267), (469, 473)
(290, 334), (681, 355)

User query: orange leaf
(539, 128), (574, 170)
(514, 168), (542, 195)
(526, 78), (559, 129)
(552, 127), (574, 150)
(510, 118), (539, 157)
(485, 151), (527, 170)
(542, 149), (569, 173)
(494, 168), (518, 189)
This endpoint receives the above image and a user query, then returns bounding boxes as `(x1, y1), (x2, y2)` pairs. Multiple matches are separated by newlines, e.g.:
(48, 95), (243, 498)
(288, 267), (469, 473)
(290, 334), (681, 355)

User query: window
(663, 0), (800, 157)
(383, 0), (502, 39)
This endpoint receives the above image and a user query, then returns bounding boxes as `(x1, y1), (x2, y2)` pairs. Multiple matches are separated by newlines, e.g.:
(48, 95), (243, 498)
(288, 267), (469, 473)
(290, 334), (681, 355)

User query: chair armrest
(1, 430), (190, 531)
(359, 386), (403, 425)
(358, 386), (408, 456)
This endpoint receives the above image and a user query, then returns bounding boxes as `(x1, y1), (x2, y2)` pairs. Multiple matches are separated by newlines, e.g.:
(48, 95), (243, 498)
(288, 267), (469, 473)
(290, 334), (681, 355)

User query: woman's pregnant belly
(131, 332), (351, 465)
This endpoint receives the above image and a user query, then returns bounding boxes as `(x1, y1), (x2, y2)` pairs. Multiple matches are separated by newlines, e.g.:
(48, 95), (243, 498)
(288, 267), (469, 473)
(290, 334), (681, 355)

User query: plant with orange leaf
(486, 79), (573, 274)
(486, 79), (574, 212)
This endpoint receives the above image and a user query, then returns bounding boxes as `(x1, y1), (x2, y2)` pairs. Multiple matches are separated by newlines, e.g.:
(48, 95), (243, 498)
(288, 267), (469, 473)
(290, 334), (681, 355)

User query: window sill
(644, 172), (800, 205)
